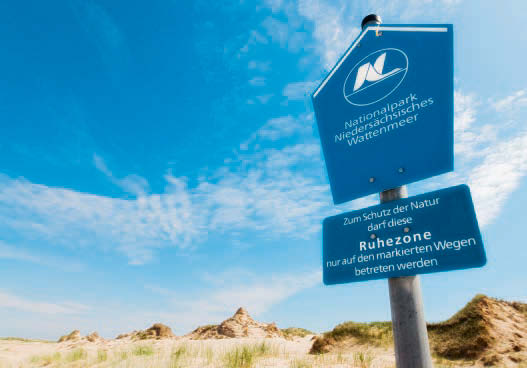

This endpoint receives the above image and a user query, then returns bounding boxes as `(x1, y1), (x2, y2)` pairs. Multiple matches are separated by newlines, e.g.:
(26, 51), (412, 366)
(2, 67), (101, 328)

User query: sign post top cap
(361, 14), (382, 29)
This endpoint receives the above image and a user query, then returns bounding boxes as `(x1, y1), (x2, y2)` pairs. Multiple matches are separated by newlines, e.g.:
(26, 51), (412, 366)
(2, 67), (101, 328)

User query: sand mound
(141, 323), (175, 339)
(57, 330), (103, 344)
(117, 323), (175, 340)
(310, 322), (392, 354)
(428, 294), (527, 366)
(57, 330), (81, 343)
(86, 332), (102, 342)
(310, 295), (527, 366)
(188, 307), (284, 339)
(282, 327), (315, 340)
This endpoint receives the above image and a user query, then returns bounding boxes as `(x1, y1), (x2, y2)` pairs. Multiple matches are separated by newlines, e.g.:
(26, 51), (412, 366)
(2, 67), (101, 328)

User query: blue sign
(312, 25), (454, 204)
(323, 185), (486, 285)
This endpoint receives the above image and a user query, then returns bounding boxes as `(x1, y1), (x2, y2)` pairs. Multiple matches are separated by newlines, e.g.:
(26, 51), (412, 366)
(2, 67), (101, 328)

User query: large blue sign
(323, 185), (486, 285)
(313, 25), (454, 204)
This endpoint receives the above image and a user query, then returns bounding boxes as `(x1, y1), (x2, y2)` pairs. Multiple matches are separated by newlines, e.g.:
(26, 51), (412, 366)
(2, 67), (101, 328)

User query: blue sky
(1, 0), (527, 340)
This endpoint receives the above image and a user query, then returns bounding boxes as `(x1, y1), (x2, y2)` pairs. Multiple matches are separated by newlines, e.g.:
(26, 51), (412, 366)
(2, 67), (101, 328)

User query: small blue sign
(323, 185), (486, 285)
(313, 25), (454, 204)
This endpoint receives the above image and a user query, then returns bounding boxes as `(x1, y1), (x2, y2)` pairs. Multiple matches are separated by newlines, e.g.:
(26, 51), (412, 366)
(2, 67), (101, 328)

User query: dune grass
(289, 358), (313, 368)
(310, 321), (392, 354)
(12, 338), (384, 367)
(133, 344), (154, 356)
(65, 348), (87, 362)
(427, 294), (492, 360)
(29, 352), (61, 365)
(281, 327), (314, 339)
(353, 351), (374, 368)
(1, 337), (53, 343)
(97, 349), (108, 362)
(222, 341), (277, 368)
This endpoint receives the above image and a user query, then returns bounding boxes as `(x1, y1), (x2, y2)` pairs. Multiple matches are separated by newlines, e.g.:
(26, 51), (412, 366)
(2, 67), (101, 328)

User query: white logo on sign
(343, 48), (408, 106)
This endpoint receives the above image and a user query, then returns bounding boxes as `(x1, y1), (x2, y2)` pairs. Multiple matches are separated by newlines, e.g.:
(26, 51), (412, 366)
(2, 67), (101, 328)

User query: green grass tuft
(223, 345), (255, 368)
(223, 342), (273, 368)
(282, 327), (315, 339)
(133, 344), (154, 356)
(1, 337), (53, 343)
(170, 344), (188, 364)
(28, 352), (61, 365)
(427, 294), (492, 360)
(290, 358), (313, 368)
(353, 351), (374, 368)
(310, 320), (392, 354)
(97, 349), (108, 362)
(65, 348), (87, 362)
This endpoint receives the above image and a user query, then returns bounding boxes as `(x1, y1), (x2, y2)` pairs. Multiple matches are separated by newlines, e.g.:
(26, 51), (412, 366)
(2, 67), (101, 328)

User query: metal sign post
(381, 187), (433, 368)
(366, 14), (432, 368)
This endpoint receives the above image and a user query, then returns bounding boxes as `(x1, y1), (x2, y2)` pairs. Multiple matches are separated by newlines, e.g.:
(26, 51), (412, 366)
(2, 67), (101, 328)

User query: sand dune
(0, 295), (525, 367)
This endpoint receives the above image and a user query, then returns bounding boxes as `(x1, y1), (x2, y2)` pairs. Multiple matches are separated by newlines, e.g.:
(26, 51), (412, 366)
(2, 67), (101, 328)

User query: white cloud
(150, 269), (322, 332)
(249, 76), (266, 87)
(468, 133), (527, 226)
(257, 115), (307, 140)
(453, 92), (490, 160)
(297, 1), (361, 68)
(492, 90), (527, 112)
(260, 0), (462, 69)
(0, 133), (331, 265)
(240, 113), (314, 151)
(239, 30), (268, 55)
(283, 81), (318, 100)
(261, 16), (306, 53)
(0, 241), (84, 272)
(0, 174), (199, 265)
(256, 94), (273, 104)
(0, 269), (321, 338)
(422, 90), (527, 227)
(248, 60), (271, 72)
(0, 291), (90, 315)
(69, 0), (128, 70)
(4, 88), (525, 267)
(453, 91), (527, 226)
(93, 154), (150, 196)
(262, 0), (284, 13)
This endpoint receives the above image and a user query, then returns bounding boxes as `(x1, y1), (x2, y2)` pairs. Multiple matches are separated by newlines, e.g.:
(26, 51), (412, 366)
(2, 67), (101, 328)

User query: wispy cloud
(0, 241), (84, 272)
(248, 60), (271, 72)
(238, 30), (268, 55)
(0, 291), (90, 315)
(249, 76), (267, 87)
(261, 16), (306, 53)
(260, 0), (463, 69)
(491, 90), (527, 112)
(297, 1), (361, 69)
(454, 91), (527, 226)
(240, 113), (314, 151)
(2, 268), (321, 339)
(3, 90), (525, 264)
(257, 115), (310, 140)
(69, 0), (128, 70)
(0, 173), (199, 265)
(467, 133), (527, 226)
(0, 135), (331, 265)
(93, 154), (150, 196)
(418, 90), (527, 227)
(149, 268), (321, 332)
(283, 81), (318, 101)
